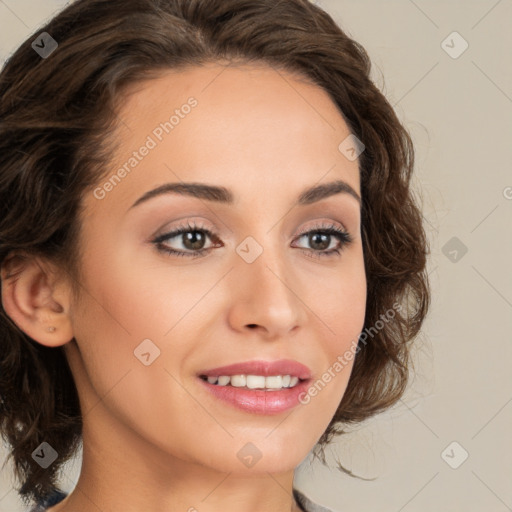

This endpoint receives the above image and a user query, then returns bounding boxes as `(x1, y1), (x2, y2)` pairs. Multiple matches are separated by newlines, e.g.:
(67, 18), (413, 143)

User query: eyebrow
(129, 179), (361, 210)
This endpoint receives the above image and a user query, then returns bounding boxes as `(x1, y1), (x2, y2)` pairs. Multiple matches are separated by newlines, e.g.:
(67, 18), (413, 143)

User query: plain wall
(1, 1), (511, 511)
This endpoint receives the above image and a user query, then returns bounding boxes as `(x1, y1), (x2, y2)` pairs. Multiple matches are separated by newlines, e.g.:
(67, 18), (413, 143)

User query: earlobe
(1, 254), (74, 347)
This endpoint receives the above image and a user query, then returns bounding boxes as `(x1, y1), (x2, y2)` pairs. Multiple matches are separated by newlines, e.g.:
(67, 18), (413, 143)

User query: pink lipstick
(196, 359), (312, 415)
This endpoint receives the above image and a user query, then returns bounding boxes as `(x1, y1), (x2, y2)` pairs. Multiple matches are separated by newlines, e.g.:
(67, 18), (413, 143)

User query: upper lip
(197, 359), (312, 380)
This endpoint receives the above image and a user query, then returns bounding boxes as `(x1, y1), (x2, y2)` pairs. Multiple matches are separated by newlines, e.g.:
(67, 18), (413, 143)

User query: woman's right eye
(152, 225), (221, 259)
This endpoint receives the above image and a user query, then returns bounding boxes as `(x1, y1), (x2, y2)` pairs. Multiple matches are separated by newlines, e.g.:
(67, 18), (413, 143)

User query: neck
(49, 401), (302, 512)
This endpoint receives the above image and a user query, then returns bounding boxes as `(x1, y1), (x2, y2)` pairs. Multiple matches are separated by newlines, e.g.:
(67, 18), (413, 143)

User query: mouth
(195, 359), (312, 414)
(196, 358), (312, 385)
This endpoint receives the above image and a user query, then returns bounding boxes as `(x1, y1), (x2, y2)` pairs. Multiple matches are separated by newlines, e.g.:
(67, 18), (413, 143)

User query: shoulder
(26, 490), (68, 512)
(28, 488), (334, 512)
(293, 487), (339, 512)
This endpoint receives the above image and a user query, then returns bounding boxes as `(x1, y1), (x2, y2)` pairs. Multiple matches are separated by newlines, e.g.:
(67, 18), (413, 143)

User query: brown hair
(0, 0), (430, 506)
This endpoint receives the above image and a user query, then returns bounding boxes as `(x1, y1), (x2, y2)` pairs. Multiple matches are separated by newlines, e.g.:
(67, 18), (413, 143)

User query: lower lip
(197, 377), (311, 415)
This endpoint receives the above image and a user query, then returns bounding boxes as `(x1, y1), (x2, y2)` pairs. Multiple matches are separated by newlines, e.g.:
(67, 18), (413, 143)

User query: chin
(212, 437), (311, 475)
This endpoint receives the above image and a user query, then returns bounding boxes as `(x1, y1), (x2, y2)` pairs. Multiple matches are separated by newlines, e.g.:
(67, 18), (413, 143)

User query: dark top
(28, 487), (337, 512)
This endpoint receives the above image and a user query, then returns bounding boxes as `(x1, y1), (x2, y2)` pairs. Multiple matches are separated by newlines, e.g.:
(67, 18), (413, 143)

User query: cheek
(305, 251), (366, 402)
(74, 241), (201, 342)
(68, 263), (198, 451)
(68, 246), (211, 412)
(318, 250), (367, 349)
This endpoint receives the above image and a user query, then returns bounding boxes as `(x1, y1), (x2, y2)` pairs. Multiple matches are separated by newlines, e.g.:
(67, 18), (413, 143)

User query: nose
(226, 246), (307, 340)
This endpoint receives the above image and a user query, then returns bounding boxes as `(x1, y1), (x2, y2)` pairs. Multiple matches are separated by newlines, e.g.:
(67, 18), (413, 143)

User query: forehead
(119, 62), (346, 127)
(84, 62), (360, 215)
(116, 62), (353, 156)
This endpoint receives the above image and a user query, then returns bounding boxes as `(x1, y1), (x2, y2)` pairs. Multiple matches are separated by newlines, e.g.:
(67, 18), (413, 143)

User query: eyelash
(152, 221), (354, 260)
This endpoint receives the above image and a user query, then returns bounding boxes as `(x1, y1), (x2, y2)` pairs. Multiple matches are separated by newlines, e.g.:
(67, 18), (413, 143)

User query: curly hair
(0, 0), (430, 506)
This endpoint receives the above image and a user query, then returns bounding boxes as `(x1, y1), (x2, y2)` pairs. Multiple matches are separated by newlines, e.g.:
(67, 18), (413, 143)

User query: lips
(196, 359), (314, 414)
(197, 359), (312, 380)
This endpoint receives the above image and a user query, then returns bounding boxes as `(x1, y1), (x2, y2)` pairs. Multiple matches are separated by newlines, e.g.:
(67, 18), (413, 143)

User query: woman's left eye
(152, 222), (353, 260)
(293, 226), (353, 259)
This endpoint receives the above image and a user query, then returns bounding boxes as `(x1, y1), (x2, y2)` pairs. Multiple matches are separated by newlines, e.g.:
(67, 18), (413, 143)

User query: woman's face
(65, 63), (366, 475)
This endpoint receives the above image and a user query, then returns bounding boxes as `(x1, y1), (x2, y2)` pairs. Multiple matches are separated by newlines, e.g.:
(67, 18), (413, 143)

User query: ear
(1, 252), (74, 347)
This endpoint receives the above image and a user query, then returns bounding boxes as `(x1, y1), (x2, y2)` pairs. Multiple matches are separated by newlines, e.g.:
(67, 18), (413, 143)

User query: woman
(0, 1), (430, 511)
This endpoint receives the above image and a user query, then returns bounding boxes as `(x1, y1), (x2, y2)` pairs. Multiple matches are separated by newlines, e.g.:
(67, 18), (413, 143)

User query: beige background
(1, 1), (511, 511)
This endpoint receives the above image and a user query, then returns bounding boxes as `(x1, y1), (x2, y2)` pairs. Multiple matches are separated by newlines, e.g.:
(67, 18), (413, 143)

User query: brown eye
(306, 232), (331, 251)
(152, 223), (220, 259)
(180, 230), (207, 251)
(293, 225), (353, 259)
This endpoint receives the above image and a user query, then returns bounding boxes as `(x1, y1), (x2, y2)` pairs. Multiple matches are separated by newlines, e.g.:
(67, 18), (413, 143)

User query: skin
(2, 62), (366, 512)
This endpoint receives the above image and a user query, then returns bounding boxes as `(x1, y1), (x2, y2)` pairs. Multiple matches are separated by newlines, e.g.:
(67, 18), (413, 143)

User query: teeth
(230, 375), (246, 387)
(246, 375), (265, 389)
(265, 375), (282, 388)
(202, 374), (302, 389)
